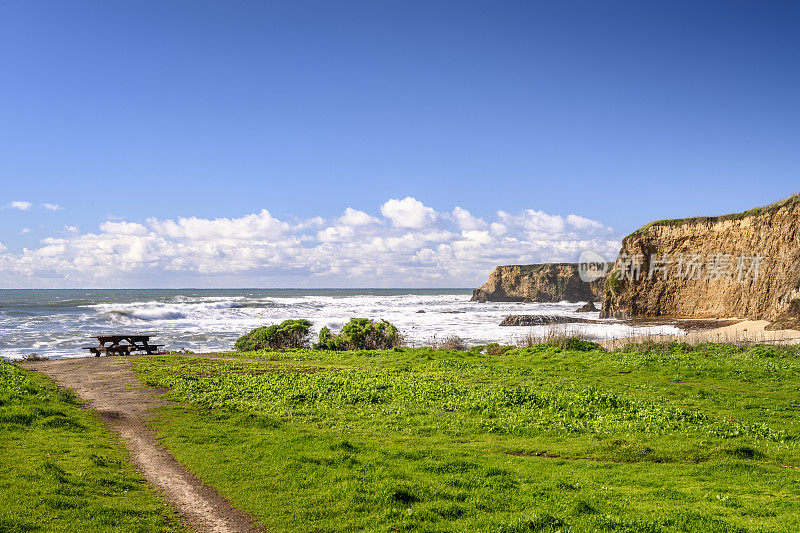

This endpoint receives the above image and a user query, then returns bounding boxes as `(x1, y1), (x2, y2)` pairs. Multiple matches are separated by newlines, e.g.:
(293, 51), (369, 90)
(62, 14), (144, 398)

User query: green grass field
(0, 358), (183, 532)
(131, 342), (800, 532)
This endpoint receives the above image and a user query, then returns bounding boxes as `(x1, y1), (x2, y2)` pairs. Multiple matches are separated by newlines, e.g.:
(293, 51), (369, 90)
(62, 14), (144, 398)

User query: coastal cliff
(471, 264), (607, 303)
(600, 195), (800, 325)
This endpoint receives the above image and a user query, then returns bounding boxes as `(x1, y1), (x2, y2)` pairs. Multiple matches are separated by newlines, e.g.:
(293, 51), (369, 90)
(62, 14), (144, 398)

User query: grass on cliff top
(498, 263), (577, 270)
(0, 358), (183, 532)
(632, 192), (800, 236)
(134, 343), (800, 532)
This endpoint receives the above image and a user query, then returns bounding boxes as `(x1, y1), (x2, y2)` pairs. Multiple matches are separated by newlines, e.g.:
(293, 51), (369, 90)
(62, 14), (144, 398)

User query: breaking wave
(102, 308), (186, 322)
(0, 289), (685, 360)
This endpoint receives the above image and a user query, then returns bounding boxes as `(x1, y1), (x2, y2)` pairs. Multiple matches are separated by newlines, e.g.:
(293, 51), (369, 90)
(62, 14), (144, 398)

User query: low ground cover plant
(135, 342), (800, 532)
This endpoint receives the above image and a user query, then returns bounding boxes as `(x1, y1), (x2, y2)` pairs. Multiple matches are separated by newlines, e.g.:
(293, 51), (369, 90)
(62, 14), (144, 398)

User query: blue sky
(0, 1), (798, 287)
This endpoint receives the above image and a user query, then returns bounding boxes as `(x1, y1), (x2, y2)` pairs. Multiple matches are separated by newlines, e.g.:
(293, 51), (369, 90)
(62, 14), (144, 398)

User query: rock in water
(471, 263), (609, 303)
(575, 301), (598, 312)
(499, 315), (598, 326)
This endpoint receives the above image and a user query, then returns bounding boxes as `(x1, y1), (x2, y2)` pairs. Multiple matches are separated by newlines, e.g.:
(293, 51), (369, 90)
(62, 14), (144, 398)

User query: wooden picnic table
(83, 335), (164, 357)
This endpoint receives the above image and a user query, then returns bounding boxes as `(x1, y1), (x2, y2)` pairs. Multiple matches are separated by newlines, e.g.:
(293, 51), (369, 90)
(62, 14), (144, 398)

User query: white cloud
(20, 228), (31, 234)
(380, 197), (438, 228)
(498, 209), (566, 235)
(340, 207), (377, 226)
(0, 199), (621, 287)
(461, 230), (492, 244)
(43, 203), (62, 211)
(489, 222), (507, 236)
(7, 201), (32, 211)
(100, 221), (148, 236)
(451, 206), (486, 231)
(317, 225), (355, 242)
(146, 209), (290, 241)
(567, 214), (610, 232)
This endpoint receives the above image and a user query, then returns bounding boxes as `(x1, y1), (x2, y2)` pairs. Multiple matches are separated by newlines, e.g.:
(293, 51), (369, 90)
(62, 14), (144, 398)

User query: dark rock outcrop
(472, 264), (609, 303)
(575, 301), (598, 312)
(499, 315), (599, 326)
(765, 299), (800, 331)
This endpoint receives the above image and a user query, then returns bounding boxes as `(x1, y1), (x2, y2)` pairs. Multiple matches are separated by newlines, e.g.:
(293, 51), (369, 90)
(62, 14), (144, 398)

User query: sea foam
(0, 289), (684, 360)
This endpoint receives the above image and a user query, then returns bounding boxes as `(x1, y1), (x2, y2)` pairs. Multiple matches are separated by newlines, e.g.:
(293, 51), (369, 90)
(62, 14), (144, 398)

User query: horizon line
(0, 287), (476, 291)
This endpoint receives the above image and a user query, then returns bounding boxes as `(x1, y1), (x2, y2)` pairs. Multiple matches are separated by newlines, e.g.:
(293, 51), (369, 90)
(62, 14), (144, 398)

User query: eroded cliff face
(600, 195), (800, 322)
(471, 264), (607, 303)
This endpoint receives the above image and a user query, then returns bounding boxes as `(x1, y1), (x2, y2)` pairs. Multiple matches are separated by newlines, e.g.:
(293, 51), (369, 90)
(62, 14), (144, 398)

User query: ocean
(0, 289), (684, 360)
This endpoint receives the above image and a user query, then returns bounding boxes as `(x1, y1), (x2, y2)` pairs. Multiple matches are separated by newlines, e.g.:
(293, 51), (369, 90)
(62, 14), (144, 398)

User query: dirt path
(21, 356), (264, 533)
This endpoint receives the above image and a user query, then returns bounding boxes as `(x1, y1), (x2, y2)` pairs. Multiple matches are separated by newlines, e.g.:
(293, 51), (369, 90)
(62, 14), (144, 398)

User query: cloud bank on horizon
(0, 197), (620, 288)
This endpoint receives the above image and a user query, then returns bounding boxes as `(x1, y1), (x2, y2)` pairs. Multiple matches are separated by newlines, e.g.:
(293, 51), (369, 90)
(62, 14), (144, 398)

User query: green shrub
(486, 343), (513, 355)
(468, 343), (513, 355)
(317, 326), (335, 348)
(530, 337), (603, 352)
(314, 318), (401, 350)
(552, 337), (601, 352)
(235, 319), (312, 351)
(608, 270), (622, 294)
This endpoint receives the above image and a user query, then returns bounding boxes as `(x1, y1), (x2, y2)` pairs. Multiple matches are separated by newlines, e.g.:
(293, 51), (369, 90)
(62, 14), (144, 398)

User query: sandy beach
(601, 319), (800, 350)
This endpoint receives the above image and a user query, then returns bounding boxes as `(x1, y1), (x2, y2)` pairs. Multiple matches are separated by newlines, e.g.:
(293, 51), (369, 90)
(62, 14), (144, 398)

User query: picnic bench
(83, 335), (164, 357)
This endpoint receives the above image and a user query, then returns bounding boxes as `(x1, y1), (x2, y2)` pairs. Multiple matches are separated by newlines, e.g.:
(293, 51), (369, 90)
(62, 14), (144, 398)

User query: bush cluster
(315, 318), (402, 350)
(235, 318), (606, 354)
(235, 319), (312, 351)
(235, 318), (402, 352)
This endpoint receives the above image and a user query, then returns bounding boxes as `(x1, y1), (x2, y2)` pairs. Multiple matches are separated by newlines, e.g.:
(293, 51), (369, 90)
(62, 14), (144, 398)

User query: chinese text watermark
(615, 253), (761, 283)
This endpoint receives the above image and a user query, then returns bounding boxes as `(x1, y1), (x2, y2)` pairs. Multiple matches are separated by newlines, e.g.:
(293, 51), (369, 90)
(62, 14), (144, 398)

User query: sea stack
(471, 263), (609, 303)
